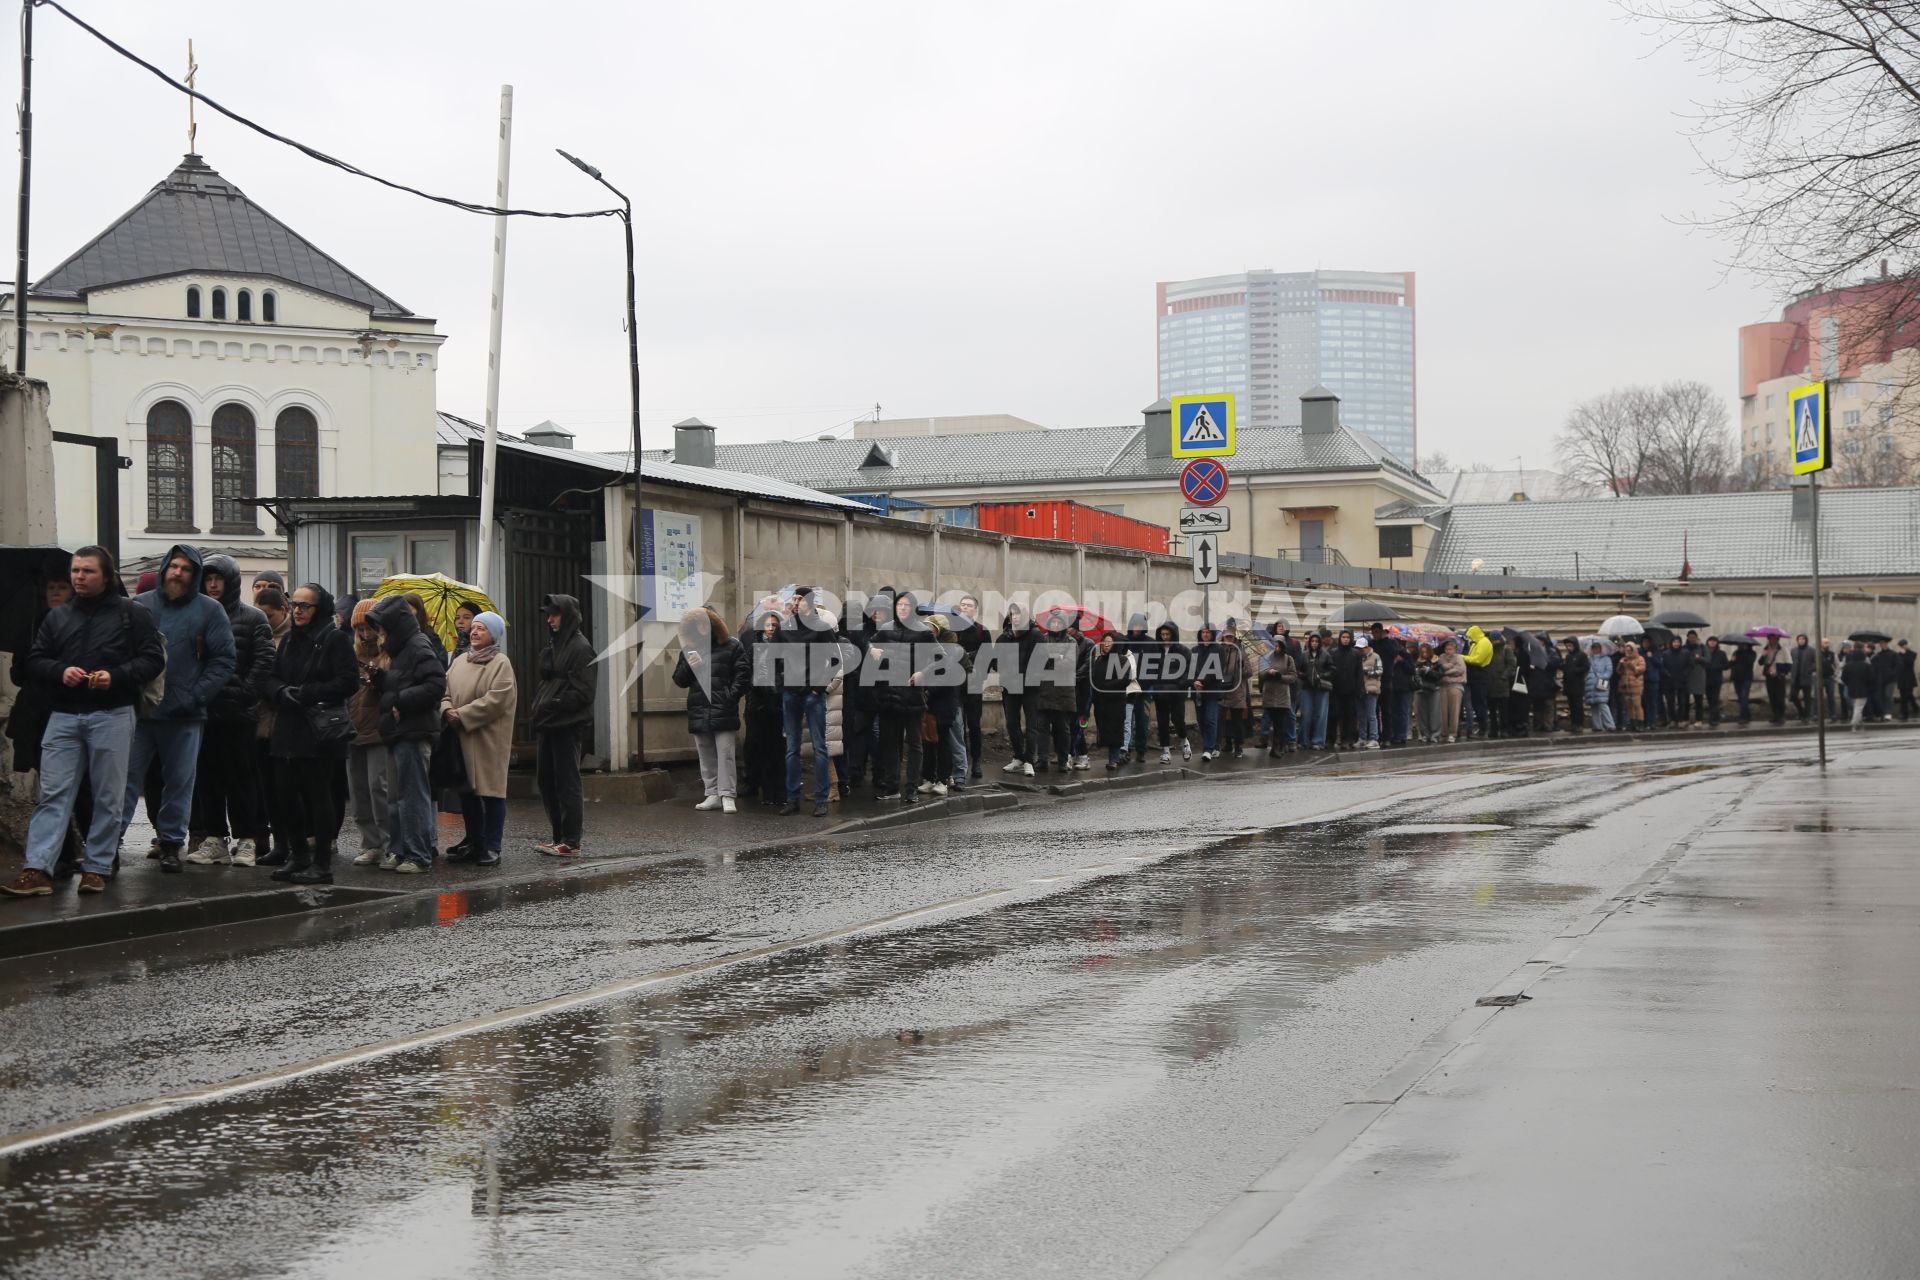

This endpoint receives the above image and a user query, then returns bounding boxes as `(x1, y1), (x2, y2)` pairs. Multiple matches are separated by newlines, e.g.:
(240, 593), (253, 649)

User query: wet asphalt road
(0, 737), (1819, 1278)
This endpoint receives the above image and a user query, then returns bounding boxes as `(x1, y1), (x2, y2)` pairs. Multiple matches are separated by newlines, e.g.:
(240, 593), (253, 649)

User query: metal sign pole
(1810, 468), (1826, 769)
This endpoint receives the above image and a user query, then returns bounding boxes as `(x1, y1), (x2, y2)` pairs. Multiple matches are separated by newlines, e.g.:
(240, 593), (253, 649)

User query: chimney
(524, 420), (574, 451)
(1300, 386), (1341, 435)
(1143, 398), (1173, 458)
(673, 416), (716, 469)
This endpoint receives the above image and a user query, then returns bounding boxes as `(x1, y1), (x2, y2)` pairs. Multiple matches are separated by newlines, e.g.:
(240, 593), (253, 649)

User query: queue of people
(3, 544), (598, 898)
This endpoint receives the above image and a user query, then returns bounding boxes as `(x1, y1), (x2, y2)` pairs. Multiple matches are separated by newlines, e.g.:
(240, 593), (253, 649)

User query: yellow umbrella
(372, 573), (497, 652)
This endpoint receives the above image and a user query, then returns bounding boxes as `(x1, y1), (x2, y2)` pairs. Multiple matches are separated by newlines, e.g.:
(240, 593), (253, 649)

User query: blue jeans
(783, 689), (831, 803)
(1263, 705), (1296, 747)
(944, 713), (969, 784)
(1358, 692), (1379, 742)
(1196, 698), (1222, 753)
(1297, 688), (1329, 748)
(28, 706), (135, 875)
(120, 716), (204, 846)
(1387, 690), (1411, 744)
(387, 738), (436, 865)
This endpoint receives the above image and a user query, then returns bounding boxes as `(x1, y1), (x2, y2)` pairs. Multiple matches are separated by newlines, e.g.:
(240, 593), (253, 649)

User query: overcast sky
(4, 0), (1784, 464)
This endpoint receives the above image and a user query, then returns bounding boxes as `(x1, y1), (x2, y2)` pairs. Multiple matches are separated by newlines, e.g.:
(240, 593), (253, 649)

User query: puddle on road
(0, 797), (1613, 1279)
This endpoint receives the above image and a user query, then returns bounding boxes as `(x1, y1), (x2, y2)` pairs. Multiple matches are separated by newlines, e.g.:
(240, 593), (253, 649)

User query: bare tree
(1417, 451), (1454, 475)
(1554, 387), (1665, 495)
(1642, 380), (1737, 493)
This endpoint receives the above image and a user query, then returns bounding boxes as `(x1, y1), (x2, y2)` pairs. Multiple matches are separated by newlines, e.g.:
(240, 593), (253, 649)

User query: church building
(2, 153), (444, 575)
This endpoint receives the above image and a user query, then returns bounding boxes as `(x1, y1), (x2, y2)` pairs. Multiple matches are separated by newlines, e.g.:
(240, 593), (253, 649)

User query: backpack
(120, 605), (167, 715)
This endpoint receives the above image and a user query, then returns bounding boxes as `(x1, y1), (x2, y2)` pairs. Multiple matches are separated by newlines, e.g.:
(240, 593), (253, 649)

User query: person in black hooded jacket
(368, 593), (448, 871)
(530, 593), (596, 851)
(185, 554), (276, 866)
(261, 582), (357, 884)
(867, 590), (929, 803)
(1147, 622), (1192, 762)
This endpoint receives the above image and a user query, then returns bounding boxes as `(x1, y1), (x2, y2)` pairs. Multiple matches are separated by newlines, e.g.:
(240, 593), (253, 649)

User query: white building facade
(1, 154), (444, 574)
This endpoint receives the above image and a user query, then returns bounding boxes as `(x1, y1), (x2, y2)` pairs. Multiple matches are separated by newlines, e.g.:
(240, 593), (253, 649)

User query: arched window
(186, 286), (201, 319)
(210, 403), (258, 533)
(274, 405), (319, 498)
(211, 288), (227, 320)
(261, 291), (277, 323)
(237, 290), (252, 323)
(146, 400), (195, 532)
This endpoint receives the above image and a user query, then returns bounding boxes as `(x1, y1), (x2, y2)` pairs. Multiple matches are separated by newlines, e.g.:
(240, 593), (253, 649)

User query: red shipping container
(975, 500), (1169, 554)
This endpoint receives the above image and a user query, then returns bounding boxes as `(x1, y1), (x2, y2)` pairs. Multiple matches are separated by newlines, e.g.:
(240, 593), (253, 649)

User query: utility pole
(475, 85), (513, 593)
(1810, 468), (1827, 768)
(15, 0), (33, 373)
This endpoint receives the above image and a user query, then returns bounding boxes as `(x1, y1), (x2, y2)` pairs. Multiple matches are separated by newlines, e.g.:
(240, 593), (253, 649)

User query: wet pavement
(1164, 736), (1920, 1279)
(0, 734), (1904, 1278)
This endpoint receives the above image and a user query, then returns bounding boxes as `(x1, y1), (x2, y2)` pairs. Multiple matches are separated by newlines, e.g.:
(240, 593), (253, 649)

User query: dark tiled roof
(640, 422), (1436, 494)
(1426, 488), (1920, 580)
(34, 155), (413, 320)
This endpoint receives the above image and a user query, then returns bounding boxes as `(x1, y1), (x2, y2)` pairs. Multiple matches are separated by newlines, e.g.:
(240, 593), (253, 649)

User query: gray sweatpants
(694, 730), (738, 798)
(346, 742), (391, 853)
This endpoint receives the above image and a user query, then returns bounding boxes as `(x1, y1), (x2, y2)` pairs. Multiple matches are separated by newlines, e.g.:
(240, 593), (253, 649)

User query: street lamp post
(558, 148), (645, 768)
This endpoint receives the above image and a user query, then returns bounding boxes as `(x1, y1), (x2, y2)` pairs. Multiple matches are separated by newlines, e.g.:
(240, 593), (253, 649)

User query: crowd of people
(2, 544), (597, 899)
(677, 590), (1920, 816)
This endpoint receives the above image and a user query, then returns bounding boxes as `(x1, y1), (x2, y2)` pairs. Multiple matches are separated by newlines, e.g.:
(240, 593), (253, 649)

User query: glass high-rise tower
(1156, 269), (1416, 462)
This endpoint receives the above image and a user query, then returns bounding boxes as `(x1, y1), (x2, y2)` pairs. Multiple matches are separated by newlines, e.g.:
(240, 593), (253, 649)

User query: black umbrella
(0, 545), (71, 657)
(1849, 629), (1893, 645)
(1330, 598), (1403, 625)
(1714, 633), (1758, 646)
(1501, 626), (1549, 668)
(1651, 609), (1712, 629)
(1641, 625), (1676, 649)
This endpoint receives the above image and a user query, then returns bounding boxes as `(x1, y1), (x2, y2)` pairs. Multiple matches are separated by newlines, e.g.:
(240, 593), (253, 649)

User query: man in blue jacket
(119, 544), (236, 873)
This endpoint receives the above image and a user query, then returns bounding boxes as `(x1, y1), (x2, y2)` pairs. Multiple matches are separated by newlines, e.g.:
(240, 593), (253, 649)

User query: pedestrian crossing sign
(1790, 381), (1830, 475)
(1171, 394), (1236, 458)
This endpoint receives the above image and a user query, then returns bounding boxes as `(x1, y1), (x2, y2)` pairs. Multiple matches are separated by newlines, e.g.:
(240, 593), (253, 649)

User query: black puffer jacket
(868, 601), (932, 714)
(529, 593), (596, 732)
(369, 594), (447, 742)
(201, 554), (275, 722)
(25, 583), (165, 715)
(672, 608), (749, 734)
(263, 585), (358, 759)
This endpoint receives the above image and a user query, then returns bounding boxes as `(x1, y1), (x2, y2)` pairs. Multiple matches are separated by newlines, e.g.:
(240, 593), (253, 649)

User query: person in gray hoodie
(118, 544), (236, 873)
(185, 555), (275, 866)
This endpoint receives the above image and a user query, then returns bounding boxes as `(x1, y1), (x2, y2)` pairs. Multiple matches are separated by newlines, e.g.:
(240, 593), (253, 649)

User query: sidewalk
(2, 718), (1912, 960)
(1151, 735), (1920, 1279)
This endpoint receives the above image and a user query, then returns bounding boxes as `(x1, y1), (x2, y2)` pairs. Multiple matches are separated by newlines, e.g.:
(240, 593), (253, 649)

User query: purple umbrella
(1745, 625), (1790, 639)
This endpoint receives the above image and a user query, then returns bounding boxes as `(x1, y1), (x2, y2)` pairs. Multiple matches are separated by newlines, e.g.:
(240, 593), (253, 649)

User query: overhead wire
(32, 0), (625, 222)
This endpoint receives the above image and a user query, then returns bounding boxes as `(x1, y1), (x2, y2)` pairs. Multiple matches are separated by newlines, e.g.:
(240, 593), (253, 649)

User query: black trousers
(273, 754), (343, 858)
(1565, 692), (1584, 730)
(1664, 685), (1688, 725)
(191, 716), (265, 843)
(1154, 693), (1187, 746)
(1329, 692), (1355, 745)
(1765, 677), (1788, 723)
(1790, 684), (1809, 719)
(1028, 707), (1073, 769)
(1002, 692), (1028, 763)
(536, 727), (584, 845)
(876, 709), (923, 794)
(963, 693), (984, 774)
(742, 706), (785, 799)
(1705, 681), (1723, 725)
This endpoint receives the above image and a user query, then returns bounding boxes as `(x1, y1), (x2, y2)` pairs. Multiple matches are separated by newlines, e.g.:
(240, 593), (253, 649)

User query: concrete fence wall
(1651, 586), (1920, 642)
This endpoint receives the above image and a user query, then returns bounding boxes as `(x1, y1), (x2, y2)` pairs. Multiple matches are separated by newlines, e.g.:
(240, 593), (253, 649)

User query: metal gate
(504, 509), (595, 744)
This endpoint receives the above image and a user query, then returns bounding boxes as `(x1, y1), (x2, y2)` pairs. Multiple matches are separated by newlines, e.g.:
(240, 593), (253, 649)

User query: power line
(32, 0), (625, 223)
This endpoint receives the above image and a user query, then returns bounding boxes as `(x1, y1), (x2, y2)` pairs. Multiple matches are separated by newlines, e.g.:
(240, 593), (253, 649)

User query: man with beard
(119, 545), (236, 873)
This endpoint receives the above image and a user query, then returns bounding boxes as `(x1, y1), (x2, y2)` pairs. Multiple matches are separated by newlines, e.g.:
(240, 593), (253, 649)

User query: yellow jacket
(1464, 625), (1493, 668)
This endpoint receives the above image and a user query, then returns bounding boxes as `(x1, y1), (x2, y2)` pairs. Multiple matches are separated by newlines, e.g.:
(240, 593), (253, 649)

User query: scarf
(466, 644), (502, 665)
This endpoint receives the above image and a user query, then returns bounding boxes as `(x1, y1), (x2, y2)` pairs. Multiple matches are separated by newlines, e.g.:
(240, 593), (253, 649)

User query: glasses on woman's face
(290, 601), (317, 612)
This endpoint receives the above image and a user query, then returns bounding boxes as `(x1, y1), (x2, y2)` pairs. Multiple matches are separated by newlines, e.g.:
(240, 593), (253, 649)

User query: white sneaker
(1072, 756), (1091, 771)
(722, 797), (738, 814)
(931, 782), (949, 796)
(378, 853), (400, 870)
(1002, 759), (1025, 774)
(352, 848), (385, 866)
(1181, 739), (1192, 761)
(1159, 748), (1171, 764)
(694, 795), (723, 812)
(185, 836), (228, 865)
(228, 838), (257, 867)
(1366, 741), (1380, 750)
(1021, 762), (1035, 777)
(917, 781), (935, 795)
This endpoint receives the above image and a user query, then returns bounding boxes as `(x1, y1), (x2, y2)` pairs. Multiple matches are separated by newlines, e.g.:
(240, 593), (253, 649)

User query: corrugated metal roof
(639, 421), (1438, 494)
(34, 155), (414, 320)
(1426, 488), (1920, 580)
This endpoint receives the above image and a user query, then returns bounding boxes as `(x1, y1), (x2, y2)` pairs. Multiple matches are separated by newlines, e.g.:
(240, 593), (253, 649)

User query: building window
(1841, 381), (1860, 398)
(262, 291), (277, 324)
(146, 399), (195, 531)
(1843, 410), (1862, 427)
(211, 287), (227, 321)
(210, 403), (258, 533)
(1880, 406), (1895, 426)
(274, 405), (319, 498)
(237, 290), (252, 323)
(186, 286), (201, 319)
(1378, 526), (1414, 560)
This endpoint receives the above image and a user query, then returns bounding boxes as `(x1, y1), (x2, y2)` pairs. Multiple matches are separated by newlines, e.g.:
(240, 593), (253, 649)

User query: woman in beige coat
(442, 610), (517, 866)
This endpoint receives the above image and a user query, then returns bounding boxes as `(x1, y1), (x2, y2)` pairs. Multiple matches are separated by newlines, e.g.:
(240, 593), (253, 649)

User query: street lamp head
(556, 148), (603, 180)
